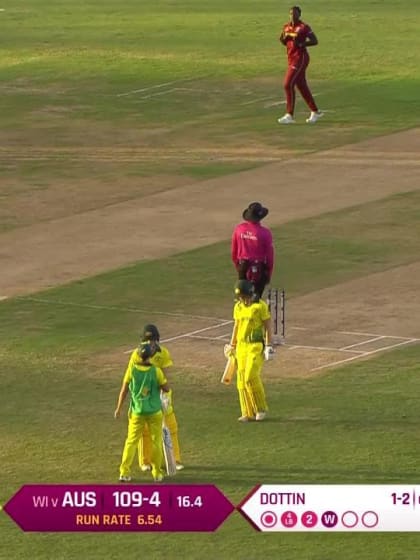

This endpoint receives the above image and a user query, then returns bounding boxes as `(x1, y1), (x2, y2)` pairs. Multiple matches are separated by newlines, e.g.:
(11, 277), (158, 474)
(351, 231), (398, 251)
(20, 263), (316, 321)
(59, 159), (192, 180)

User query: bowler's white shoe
(256, 411), (267, 421)
(277, 113), (295, 124)
(140, 464), (151, 472)
(238, 415), (250, 422)
(176, 463), (185, 471)
(306, 111), (324, 124)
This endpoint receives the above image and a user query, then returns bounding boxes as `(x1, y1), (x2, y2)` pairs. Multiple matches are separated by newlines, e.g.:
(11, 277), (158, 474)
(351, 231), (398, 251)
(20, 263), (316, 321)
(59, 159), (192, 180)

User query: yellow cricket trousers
(120, 410), (164, 479)
(235, 341), (268, 418)
(139, 410), (181, 465)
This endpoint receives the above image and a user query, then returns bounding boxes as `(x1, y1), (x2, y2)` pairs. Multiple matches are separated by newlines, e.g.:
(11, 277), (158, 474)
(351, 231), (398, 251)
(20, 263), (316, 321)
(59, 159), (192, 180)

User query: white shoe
(277, 113), (295, 124)
(119, 475), (131, 482)
(238, 415), (250, 422)
(256, 411), (267, 421)
(140, 464), (151, 472)
(306, 111), (324, 124)
(153, 474), (164, 482)
(176, 463), (185, 471)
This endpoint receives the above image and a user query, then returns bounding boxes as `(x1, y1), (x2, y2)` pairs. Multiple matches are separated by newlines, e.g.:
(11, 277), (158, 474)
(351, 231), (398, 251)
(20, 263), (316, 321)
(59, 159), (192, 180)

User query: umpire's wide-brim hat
(242, 202), (269, 222)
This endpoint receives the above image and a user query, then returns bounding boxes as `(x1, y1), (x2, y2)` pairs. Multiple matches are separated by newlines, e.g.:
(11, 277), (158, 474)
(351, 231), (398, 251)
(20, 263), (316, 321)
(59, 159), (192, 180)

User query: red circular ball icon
(281, 510), (298, 528)
(260, 511), (277, 528)
(301, 510), (318, 528)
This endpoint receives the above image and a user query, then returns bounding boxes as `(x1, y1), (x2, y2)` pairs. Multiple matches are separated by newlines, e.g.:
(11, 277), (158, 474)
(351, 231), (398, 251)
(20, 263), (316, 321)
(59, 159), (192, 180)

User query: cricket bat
(162, 424), (177, 476)
(220, 355), (236, 385)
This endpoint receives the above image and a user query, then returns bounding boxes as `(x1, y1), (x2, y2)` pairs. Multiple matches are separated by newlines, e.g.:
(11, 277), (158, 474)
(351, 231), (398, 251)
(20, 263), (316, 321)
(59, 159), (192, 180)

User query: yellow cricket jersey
(150, 345), (173, 370)
(234, 299), (270, 343)
(125, 344), (173, 377)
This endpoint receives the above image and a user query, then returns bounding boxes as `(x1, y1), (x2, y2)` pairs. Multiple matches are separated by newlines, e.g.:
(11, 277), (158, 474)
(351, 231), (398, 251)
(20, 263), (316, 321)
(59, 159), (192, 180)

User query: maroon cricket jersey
(281, 20), (313, 63)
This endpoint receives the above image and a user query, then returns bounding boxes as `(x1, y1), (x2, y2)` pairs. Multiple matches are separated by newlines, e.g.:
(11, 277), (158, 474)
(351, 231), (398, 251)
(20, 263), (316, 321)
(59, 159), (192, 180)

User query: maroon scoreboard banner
(3, 484), (234, 532)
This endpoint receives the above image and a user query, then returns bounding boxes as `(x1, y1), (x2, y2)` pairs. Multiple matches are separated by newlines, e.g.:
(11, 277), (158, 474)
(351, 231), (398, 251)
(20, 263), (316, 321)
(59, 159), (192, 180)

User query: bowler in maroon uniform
(278, 6), (323, 125)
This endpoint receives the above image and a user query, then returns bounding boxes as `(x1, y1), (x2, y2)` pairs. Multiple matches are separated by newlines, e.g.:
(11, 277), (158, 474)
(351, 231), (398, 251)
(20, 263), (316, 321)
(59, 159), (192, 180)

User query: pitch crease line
(340, 336), (386, 350)
(136, 88), (177, 100)
(336, 329), (420, 340)
(241, 96), (277, 106)
(123, 320), (234, 353)
(116, 77), (202, 97)
(311, 339), (418, 372)
(286, 343), (364, 354)
(21, 297), (229, 323)
(181, 335), (367, 355)
(162, 320), (233, 343)
(190, 334), (231, 341)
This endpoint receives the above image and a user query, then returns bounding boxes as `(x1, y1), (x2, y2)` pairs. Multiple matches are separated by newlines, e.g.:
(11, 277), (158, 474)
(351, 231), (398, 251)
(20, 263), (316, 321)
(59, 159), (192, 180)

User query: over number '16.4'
(176, 495), (203, 508)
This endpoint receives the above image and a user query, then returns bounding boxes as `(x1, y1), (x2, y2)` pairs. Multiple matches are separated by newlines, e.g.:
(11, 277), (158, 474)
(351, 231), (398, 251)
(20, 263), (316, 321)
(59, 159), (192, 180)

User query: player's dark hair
(142, 324), (160, 341)
(291, 5), (301, 15)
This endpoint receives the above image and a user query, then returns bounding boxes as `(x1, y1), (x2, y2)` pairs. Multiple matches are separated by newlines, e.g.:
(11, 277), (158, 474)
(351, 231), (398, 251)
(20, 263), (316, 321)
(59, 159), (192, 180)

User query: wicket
(266, 288), (286, 344)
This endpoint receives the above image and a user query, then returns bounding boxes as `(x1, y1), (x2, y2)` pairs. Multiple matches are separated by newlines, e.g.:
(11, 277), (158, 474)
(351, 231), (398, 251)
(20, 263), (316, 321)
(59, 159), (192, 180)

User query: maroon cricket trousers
(284, 51), (318, 115)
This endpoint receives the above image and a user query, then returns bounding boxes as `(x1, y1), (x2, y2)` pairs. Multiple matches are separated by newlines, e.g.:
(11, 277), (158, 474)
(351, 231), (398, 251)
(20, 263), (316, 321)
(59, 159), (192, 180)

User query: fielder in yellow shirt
(226, 280), (274, 422)
(114, 342), (169, 482)
(124, 324), (184, 471)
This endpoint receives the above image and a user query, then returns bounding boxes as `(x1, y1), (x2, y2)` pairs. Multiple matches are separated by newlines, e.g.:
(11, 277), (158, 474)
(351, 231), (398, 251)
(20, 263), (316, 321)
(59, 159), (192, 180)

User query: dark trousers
(237, 260), (269, 299)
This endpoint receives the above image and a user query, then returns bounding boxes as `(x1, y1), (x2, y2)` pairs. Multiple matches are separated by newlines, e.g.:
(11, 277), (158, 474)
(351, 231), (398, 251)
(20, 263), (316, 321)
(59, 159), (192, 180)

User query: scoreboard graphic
(238, 485), (420, 532)
(3, 484), (420, 532)
(2, 484), (233, 532)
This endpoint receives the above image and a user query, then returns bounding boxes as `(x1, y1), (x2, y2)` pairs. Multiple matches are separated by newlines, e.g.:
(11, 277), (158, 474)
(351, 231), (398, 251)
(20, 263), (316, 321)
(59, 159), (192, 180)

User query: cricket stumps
(266, 287), (285, 346)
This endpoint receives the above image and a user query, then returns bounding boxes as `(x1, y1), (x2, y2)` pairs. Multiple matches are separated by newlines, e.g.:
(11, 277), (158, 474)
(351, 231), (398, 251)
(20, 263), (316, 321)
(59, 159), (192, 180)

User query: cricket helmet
(138, 342), (155, 361)
(142, 324), (160, 341)
(234, 279), (255, 297)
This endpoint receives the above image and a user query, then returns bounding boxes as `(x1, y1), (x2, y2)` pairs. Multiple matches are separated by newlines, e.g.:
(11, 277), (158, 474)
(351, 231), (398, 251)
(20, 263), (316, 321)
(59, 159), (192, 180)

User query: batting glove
(224, 344), (235, 359)
(264, 345), (274, 361)
(160, 391), (171, 413)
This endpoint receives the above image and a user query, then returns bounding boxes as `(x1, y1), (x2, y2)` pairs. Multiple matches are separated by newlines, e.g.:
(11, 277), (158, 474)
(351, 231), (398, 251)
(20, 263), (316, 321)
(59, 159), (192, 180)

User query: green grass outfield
(2, 0), (420, 186)
(2, 192), (420, 558)
(2, 0), (420, 558)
